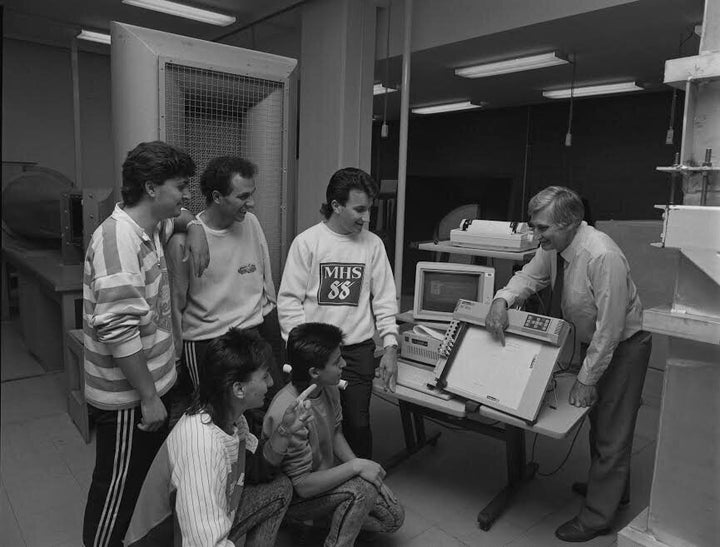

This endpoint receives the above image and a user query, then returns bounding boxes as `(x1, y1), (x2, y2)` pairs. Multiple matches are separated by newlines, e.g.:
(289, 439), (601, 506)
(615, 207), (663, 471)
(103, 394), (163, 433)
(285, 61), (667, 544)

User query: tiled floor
(1, 319), (659, 546)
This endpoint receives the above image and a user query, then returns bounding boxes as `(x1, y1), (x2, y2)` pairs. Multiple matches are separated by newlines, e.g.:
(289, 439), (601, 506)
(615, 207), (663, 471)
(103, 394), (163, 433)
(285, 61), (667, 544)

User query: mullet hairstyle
(121, 141), (196, 206)
(186, 328), (270, 427)
(319, 167), (378, 219)
(286, 323), (344, 390)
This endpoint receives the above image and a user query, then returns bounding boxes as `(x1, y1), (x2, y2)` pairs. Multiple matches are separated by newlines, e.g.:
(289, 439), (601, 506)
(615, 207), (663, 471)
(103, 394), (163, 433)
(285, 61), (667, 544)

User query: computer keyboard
(397, 362), (452, 400)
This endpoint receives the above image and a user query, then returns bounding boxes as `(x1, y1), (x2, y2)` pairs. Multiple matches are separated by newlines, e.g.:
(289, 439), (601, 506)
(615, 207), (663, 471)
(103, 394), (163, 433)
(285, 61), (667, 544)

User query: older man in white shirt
(486, 186), (651, 543)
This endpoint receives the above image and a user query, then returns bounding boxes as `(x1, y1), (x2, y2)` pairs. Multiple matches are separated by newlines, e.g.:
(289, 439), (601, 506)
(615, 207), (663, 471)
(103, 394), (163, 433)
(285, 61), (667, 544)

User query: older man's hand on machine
(485, 298), (510, 346)
(568, 379), (598, 408)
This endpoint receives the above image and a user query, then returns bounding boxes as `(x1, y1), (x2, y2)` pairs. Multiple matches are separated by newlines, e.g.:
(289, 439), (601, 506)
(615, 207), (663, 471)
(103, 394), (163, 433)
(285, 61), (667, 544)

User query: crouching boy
(264, 322), (404, 546)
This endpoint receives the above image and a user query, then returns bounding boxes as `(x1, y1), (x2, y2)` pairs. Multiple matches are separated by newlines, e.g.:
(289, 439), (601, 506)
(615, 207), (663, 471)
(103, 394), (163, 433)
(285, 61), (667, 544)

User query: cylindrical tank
(2, 168), (74, 240)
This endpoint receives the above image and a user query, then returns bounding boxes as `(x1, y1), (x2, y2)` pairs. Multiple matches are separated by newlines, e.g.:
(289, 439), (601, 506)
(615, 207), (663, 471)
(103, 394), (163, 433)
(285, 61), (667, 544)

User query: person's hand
(375, 346), (398, 392)
(353, 458), (386, 489)
(138, 394), (167, 432)
(280, 385), (317, 435)
(485, 299), (509, 346)
(379, 483), (398, 505)
(568, 379), (598, 407)
(183, 222), (210, 277)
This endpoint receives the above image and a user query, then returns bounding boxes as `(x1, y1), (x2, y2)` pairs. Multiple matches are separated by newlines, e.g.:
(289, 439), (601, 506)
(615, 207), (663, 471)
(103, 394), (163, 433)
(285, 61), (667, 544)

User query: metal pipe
(520, 106), (531, 220)
(700, 148), (712, 206)
(393, 0), (413, 299)
(71, 39), (83, 188)
(669, 152), (680, 205)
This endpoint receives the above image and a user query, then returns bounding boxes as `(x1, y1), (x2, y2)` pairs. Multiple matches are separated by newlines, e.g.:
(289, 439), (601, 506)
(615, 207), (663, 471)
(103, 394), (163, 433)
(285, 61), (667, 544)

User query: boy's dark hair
(200, 156), (257, 204)
(319, 167), (378, 219)
(286, 323), (344, 388)
(186, 328), (270, 428)
(120, 141), (196, 206)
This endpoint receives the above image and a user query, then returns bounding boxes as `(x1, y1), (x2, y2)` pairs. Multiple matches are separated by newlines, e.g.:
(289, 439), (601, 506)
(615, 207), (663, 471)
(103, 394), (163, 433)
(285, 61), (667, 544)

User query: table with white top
(374, 359), (588, 531)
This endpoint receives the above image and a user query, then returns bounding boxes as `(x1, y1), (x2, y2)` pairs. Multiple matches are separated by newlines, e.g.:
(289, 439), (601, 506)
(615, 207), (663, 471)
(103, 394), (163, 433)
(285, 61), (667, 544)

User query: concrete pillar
(296, 0), (377, 232)
(619, 5), (720, 546)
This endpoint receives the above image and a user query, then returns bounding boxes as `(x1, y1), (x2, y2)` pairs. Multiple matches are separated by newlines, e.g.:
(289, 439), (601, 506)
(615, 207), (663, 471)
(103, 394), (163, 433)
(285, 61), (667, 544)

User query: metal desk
(1, 243), (83, 372)
(374, 366), (588, 531)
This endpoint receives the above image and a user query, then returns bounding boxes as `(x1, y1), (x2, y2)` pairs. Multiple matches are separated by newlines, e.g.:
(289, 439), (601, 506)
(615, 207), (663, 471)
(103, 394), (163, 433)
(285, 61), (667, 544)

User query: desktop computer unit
(400, 329), (442, 366)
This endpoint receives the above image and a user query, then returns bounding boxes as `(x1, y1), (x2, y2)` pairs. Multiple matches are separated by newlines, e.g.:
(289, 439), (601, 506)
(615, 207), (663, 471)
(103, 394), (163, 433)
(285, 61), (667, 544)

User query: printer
(450, 219), (537, 252)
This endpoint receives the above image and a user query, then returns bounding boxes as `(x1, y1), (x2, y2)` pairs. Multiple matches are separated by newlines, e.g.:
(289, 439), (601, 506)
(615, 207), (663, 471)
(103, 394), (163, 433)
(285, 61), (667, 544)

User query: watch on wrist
(276, 424), (291, 437)
(187, 219), (202, 229)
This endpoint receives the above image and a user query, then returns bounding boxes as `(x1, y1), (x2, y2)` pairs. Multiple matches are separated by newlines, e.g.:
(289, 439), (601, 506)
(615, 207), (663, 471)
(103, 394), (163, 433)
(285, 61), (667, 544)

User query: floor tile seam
(429, 522), (473, 546)
(2, 479), (30, 546)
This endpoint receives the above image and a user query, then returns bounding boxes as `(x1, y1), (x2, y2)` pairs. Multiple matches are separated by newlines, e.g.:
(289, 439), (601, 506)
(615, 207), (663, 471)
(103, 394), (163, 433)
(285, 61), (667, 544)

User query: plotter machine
(412, 299), (573, 424)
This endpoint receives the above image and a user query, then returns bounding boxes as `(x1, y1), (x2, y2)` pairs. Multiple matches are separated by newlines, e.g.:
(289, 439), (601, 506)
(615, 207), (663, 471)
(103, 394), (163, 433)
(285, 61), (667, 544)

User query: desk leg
(477, 426), (537, 531)
(399, 401), (417, 453)
(381, 401), (418, 471)
(411, 411), (441, 449)
(60, 294), (81, 372)
(1, 257), (10, 321)
(412, 411), (426, 446)
(382, 401), (442, 471)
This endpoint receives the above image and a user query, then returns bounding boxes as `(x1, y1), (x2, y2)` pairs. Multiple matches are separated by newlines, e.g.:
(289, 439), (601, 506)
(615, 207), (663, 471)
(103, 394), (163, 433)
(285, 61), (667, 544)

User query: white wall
(2, 39), (113, 189)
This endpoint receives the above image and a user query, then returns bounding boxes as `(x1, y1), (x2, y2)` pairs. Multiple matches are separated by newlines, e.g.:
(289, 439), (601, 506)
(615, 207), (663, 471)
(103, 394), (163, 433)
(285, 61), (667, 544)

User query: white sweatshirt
(278, 222), (398, 347)
(168, 211), (276, 342)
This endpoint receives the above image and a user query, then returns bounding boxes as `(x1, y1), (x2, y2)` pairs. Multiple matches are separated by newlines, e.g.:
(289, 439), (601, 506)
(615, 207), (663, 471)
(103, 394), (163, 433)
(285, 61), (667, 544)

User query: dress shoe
(555, 517), (610, 543)
(571, 481), (630, 507)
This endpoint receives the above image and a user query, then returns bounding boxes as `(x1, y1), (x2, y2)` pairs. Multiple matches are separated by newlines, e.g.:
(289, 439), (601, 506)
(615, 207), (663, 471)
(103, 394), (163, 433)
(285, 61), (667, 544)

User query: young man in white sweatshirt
(277, 167), (399, 458)
(167, 156), (281, 421)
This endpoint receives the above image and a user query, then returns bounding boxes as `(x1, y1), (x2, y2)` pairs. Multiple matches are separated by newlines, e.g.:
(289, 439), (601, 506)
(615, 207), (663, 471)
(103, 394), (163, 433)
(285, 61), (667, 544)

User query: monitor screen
(421, 272), (479, 313)
(413, 262), (495, 322)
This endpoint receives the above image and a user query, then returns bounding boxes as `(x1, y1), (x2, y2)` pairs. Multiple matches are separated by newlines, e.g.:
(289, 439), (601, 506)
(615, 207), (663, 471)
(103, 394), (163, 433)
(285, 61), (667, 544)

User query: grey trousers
(230, 474), (293, 547)
(578, 330), (652, 529)
(287, 476), (405, 547)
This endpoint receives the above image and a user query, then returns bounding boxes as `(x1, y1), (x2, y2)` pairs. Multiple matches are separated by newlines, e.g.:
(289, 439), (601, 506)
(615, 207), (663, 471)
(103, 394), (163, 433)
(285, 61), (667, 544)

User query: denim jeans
(287, 476), (404, 547)
(230, 474), (294, 547)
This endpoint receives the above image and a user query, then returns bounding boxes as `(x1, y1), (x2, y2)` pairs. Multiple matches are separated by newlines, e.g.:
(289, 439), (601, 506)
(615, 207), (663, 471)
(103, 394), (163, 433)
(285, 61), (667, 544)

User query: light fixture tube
(122, 0), (236, 26)
(543, 81), (643, 99)
(455, 51), (568, 78)
(77, 30), (112, 45)
(373, 84), (397, 95)
(411, 101), (483, 115)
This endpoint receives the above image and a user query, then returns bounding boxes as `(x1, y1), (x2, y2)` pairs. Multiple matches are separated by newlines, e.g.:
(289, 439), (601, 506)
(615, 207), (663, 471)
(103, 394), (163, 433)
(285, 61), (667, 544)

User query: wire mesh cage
(162, 61), (287, 279)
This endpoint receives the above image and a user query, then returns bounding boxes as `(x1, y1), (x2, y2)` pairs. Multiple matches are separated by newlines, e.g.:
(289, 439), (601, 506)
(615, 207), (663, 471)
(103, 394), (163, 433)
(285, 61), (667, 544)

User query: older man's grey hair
(528, 186), (585, 227)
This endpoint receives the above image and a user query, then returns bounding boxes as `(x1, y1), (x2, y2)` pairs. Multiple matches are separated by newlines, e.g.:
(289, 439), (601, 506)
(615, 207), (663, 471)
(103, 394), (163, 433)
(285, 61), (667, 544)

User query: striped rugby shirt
(83, 203), (177, 410)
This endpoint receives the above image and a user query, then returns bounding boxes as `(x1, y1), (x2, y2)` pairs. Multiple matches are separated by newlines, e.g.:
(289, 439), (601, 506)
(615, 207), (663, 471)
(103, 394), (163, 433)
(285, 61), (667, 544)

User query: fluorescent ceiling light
(411, 101), (483, 115)
(373, 84), (397, 95)
(543, 81), (643, 99)
(122, 0), (236, 26)
(455, 51), (568, 78)
(77, 30), (111, 45)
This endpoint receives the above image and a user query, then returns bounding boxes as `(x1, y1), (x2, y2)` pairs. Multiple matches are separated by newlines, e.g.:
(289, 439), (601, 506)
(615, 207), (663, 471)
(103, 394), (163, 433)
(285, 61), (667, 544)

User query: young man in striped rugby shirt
(82, 141), (209, 547)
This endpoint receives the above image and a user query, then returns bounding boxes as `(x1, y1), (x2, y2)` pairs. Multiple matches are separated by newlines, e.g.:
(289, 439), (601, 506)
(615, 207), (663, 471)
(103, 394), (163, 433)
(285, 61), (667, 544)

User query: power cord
(529, 415), (586, 477)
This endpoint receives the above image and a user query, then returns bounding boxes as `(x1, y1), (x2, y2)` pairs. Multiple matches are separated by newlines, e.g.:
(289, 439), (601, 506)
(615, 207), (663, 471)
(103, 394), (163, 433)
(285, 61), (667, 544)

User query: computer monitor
(413, 261), (495, 322)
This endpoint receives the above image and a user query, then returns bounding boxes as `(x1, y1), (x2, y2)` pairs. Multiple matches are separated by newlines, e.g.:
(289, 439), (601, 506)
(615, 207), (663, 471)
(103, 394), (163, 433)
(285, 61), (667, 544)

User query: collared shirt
(83, 203), (177, 409)
(495, 222), (643, 385)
